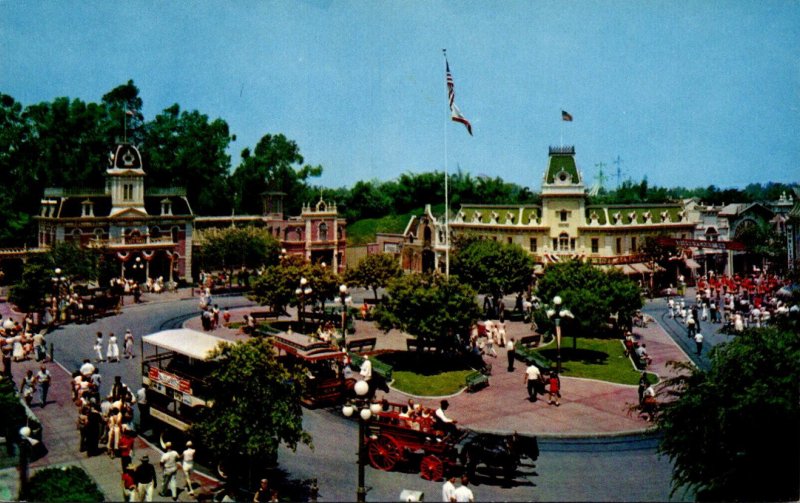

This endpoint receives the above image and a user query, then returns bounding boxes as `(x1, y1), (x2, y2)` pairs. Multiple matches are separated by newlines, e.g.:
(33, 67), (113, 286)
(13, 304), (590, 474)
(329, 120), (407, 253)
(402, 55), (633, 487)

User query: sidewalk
(5, 355), (219, 502)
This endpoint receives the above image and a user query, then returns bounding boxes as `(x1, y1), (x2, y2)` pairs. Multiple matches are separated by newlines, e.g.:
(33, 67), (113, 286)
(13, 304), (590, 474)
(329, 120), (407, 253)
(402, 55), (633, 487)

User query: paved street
(0, 288), (703, 501)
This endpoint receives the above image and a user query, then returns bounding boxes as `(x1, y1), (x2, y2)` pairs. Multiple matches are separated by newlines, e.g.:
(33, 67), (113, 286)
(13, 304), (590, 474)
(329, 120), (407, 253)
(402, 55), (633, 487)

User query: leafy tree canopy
(451, 235), (534, 297)
(535, 259), (642, 336)
(230, 134), (322, 217)
(344, 252), (402, 300)
(197, 226), (280, 272)
(374, 273), (480, 347)
(191, 338), (311, 486)
(656, 325), (800, 501)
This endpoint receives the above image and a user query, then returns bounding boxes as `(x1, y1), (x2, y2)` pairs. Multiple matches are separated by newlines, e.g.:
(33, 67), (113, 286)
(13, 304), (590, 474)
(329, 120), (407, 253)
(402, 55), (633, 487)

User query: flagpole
(124, 112), (127, 143)
(443, 49), (450, 279)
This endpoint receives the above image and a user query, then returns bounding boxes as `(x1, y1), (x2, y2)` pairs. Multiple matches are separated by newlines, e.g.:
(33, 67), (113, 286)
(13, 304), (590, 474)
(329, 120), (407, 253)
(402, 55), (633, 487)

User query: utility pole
(613, 156), (623, 188)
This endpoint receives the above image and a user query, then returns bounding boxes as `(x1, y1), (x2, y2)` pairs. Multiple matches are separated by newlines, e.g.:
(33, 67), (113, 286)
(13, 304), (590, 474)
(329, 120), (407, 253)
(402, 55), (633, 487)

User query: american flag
(446, 59), (472, 136)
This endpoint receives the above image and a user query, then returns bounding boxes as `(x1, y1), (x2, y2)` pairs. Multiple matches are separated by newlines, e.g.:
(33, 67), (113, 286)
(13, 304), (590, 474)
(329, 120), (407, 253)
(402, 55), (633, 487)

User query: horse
(459, 432), (539, 484)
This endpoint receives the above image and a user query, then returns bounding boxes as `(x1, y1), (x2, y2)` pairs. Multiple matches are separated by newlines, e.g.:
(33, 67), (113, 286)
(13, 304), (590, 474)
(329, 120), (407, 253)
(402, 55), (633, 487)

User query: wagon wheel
(368, 435), (401, 471)
(419, 455), (444, 481)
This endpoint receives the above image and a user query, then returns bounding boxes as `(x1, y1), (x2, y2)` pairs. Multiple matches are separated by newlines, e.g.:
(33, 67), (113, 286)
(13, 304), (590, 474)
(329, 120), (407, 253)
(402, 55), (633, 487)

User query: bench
(250, 310), (279, 321)
(346, 337), (377, 353)
(518, 334), (541, 348)
(406, 339), (439, 352)
(516, 346), (552, 370)
(348, 353), (393, 382)
(465, 371), (489, 392)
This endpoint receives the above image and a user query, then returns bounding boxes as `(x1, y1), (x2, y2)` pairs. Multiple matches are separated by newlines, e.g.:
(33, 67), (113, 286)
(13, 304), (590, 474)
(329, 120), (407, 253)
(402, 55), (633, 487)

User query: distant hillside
(347, 204), (444, 246)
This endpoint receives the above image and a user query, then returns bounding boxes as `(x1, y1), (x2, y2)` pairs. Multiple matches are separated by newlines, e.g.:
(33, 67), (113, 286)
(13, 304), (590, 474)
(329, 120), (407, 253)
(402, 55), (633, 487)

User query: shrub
(27, 466), (104, 502)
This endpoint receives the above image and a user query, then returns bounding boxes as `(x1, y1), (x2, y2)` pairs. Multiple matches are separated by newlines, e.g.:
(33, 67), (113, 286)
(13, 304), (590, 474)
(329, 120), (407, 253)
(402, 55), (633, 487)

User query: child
(548, 370), (561, 406)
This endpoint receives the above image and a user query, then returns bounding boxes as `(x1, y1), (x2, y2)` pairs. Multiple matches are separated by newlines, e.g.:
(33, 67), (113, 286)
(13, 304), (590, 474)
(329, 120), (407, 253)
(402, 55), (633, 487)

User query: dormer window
(490, 211), (499, 223)
(319, 222), (328, 241)
(81, 199), (94, 217)
(473, 211), (482, 223)
(661, 211), (669, 222)
(613, 212), (622, 225)
(161, 199), (173, 216)
(506, 212), (515, 224)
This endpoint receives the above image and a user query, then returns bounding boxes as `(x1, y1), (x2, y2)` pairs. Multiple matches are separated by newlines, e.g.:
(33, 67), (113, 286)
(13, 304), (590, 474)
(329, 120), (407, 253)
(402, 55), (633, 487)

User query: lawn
(347, 204), (445, 245)
(374, 338), (656, 396)
(534, 337), (657, 386)
(375, 351), (478, 396)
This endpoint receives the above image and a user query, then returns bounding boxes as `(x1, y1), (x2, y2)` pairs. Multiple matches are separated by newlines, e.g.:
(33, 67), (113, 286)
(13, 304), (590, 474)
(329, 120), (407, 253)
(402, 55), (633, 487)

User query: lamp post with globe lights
(50, 268), (66, 322)
(296, 277), (312, 333)
(338, 284), (352, 347)
(546, 295), (574, 374)
(342, 380), (380, 503)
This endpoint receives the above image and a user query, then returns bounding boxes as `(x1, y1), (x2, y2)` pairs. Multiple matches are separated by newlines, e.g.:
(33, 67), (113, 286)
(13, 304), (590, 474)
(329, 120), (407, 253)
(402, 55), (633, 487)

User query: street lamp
(338, 284), (352, 348)
(342, 380), (380, 503)
(132, 256), (145, 281)
(51, 268), (65, 323)
(546, 296), (573, 374)
(295, 277), (312, 332)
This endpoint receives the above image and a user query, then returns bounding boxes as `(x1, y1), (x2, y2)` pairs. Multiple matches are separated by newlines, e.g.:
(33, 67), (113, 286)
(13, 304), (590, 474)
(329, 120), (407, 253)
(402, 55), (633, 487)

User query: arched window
(150, 226), (161, 238)
(171, 226), (180, 244)
(319, 222), (328, 241)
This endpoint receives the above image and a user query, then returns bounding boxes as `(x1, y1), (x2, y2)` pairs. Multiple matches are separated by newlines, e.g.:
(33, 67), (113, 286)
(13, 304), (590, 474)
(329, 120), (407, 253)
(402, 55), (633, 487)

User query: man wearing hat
(182, 440), (196, 497)
(134, 455), (157, 502)
(160, 442), (180, 500)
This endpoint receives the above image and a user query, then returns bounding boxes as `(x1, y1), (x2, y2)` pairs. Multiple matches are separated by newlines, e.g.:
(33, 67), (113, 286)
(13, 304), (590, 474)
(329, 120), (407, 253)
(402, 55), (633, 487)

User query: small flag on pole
(445, 56), (473, 136)
(561, 110), (573, 122)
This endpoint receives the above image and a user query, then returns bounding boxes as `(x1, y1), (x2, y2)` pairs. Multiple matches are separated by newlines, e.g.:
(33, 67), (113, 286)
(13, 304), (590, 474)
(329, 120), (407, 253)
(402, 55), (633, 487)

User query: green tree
(197, 227), (280, 274)
(9, 254), (54, 313)
(191, 338), (311, 487)
(50, 241), (98, 284)
(344, 253), (402, 300)
(451, 236), (534, 298)
(230, 134), (322, 217)
(142, 104), (234, 216)
(305, 261), (340, 311)
(655, 326), (800, 501)
(535, 259), (642, 337)
(249, 255), (310, 315)
(374, 273), (480, 350)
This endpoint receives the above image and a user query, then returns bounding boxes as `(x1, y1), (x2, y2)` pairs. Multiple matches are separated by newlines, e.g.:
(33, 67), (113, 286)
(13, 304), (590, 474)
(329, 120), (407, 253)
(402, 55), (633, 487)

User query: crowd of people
(669, 272), (795, 334)
(1, 315), (48, 370)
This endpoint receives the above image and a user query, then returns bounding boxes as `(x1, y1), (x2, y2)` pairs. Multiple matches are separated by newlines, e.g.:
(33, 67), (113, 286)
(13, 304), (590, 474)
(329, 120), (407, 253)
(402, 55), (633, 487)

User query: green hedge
(27, 466), (104, 502)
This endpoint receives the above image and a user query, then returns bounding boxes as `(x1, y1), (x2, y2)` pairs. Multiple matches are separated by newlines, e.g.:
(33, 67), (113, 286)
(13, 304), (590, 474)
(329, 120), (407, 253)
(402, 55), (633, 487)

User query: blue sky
(2, 1), (798, 192)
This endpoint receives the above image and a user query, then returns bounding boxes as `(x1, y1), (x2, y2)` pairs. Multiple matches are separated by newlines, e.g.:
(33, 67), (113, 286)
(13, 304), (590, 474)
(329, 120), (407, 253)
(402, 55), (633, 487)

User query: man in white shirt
(434, 400), (458, 436)
(525, 363), (542, 402)
(442, 475), (457, 502)
(160, 442), (180, 501)
(454, 475), (474, 502)
(694, 331), (704, 356)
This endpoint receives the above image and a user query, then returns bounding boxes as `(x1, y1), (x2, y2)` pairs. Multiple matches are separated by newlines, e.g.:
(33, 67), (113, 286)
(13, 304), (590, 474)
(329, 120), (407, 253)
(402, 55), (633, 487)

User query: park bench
(518, 334), (541, 348)
(515, 346), (552, 370)
(348, 352), (393, 382)
(406, 339), (439, 353)
(250, 310), (279, 321)
(346, 337), (377, 353)
(465, 371), (489, 392)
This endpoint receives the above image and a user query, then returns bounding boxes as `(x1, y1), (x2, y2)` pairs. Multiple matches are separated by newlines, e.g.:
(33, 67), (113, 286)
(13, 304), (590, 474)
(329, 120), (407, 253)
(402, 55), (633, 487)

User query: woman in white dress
(107, 332), (120, 362)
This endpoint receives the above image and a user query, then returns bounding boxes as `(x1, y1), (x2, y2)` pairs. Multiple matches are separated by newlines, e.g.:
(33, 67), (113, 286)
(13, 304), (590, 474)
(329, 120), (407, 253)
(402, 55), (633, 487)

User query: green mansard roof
(544, 146), (581, 185)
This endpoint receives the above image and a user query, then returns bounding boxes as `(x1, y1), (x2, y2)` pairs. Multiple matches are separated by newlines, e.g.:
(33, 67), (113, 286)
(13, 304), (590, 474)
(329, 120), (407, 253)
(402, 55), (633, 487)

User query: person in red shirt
(548, 370), (561, 406)
(122, 468), (136, 502)
(118, 426), (136, 470)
